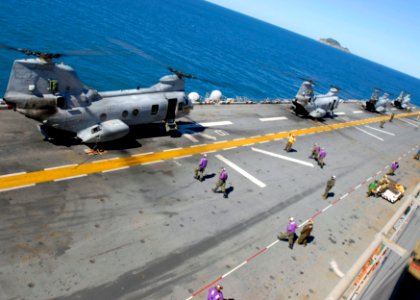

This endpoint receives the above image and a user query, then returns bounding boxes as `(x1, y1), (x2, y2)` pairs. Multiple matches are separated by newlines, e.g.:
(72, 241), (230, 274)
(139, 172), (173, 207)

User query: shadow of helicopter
(44, 121), (207, 150)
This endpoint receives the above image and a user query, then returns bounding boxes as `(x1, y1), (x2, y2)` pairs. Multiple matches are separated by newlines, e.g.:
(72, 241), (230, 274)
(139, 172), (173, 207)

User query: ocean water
(1, 0), (419, 105)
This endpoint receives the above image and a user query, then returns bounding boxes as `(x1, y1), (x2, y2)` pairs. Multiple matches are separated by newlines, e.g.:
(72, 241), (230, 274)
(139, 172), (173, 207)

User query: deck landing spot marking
(183, 133), (199, 143)
(259, 116), (288, 122)
(198, 133), (217, 140)
(215, 154), (266, 188)
(354, 127), (384, 141)
(364, 125), (395, 136)
(399, 118), (419, 127)
(199, 121), (233, 127)
(251, 147), (314, 167)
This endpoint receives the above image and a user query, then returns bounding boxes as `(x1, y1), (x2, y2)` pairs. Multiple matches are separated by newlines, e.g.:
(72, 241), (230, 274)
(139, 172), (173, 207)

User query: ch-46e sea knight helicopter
(1, 44), (198, 143)
(291, 80), (340, 118)
(393, 91), (412, 110)
(363, 88), (390, 113)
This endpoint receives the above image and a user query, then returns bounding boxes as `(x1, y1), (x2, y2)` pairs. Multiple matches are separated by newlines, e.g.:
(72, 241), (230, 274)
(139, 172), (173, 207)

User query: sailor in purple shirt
(194, 154), (208, 181)
(387, 161), (399, 175)
(212, 167), (229, 198)
(287, 217), (297, 249)
(318, 148), (327, 168)
(207, 284), (223, 300)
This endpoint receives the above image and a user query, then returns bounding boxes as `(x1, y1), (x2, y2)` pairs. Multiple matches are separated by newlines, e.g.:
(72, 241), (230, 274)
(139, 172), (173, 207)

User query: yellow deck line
(0, 111), (418, 191)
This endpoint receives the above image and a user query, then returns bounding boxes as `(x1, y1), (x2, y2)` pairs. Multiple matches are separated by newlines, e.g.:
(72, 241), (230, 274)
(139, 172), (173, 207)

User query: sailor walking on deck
(284, 133), (296, 152)
(387, 161), (399, 175)
(286, 217), (297, 249)
(318, 148), (327, 168)
(194, 154), (208, 181)
(213, 167), (229, 198)
(298, 218), (314, 246)
(323, 175), (336, 199)
(309, 143), (320, 159)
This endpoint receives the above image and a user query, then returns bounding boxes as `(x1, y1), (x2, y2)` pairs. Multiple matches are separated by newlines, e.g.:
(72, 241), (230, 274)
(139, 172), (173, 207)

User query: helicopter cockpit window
(178, 102), (184, 111)
(99, 113), (107, 121)
(151, 105), (159, 115)
(122, 110), (128, 118)
(132, 109), (139, 116)
(49, 79), (59, 94)
(91, 126), (101, 134)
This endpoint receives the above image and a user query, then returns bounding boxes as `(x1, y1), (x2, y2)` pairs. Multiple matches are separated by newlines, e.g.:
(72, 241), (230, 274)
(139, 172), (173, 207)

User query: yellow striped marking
(0, 111), (418, 191)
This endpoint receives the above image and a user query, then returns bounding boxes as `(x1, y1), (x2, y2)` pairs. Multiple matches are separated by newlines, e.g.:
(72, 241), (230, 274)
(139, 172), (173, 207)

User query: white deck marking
(190, 144), (206, 148)
(44, 163), (78, 170)
(355, 184), (362, 190)
(340, 193), (349, 200)
(334, 112), (346, 115)
(202, 150), (217, 154)
(198, 133), (217, 140)
(223, 147), (237, 151)
(258, 140), (269, 144)
(391, 108), (397, 111)
(322, 204), (333, 212)
(183, 133), (199, 143)
(354, 127), (384, 141)
(54, 174), (87, 182)
(251, 147), (314, 167)
(163, 147), (182, 152)
(0, 184), (36, 192)
(399, 118), (419, 127)
(259, 116), (288, 122)
(215, 154), (266, 188)
(142, 160), (164, 165)
(0, 171), (26, 178)
(243, 143), (255, 147)
(102, 166), (130, 173)
(93, 157), (121, 163)
(213, 140), (226, 144)
(330, 260), (345, 278)
(222, 261), (247, 278)
(376, 171), (382, 175)
(364, 125), (395, 136)
(199, 121), (233, 127)
(353, 110), (364, 114)
(174, 155), (193, 160)
(173, 160), (182, 166)
(266, 240), (279, 249)
(132, 152), (154, 157)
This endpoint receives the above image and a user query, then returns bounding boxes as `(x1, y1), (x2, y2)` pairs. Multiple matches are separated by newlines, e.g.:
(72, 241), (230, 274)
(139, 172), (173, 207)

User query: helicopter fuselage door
(165, 98), (177, 122)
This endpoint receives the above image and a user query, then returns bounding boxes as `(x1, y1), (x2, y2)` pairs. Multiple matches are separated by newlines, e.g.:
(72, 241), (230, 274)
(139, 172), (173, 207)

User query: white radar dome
(188, 92), (200, 102)
(209, 90), (222, 101)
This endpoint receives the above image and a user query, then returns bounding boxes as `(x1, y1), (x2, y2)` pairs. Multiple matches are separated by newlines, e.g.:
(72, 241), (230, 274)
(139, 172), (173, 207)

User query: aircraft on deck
(291, 80), (340, 118)
(0, 44), (200, 144)
(393, 91), (412, 110)
(363, 88), (390, 113)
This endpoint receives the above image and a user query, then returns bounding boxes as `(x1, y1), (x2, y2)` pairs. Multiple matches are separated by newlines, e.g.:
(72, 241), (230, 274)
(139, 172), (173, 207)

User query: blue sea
(1, 0), (419, 105)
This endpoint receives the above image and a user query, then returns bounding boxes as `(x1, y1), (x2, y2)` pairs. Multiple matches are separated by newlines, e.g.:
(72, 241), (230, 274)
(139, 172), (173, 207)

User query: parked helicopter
(1, 44), (199, 144)
(392, 91), (412, 110)
(291, 79), (340, 118)
(363, 88), (390, 113)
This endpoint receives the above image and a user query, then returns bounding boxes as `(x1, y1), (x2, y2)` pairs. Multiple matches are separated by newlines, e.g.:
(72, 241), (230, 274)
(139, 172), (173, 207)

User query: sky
(206, 0), (420, 79)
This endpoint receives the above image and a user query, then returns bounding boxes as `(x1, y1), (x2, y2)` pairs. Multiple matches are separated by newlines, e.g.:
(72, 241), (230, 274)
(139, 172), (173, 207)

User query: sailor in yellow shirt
(284, 134), (296, 152)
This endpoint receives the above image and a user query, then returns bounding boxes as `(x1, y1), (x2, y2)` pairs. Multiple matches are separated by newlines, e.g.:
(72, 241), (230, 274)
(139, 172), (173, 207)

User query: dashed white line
(132, 152), (154, 157)
(353, 110), (364, 114)
(44, 163), (78, 170)
(223, 147), (237, 151)
(0, 171), (27, 178)
(174, 155), (193, 160)
(202, 150), (217, 154)
(334, 112), (346, 115)
(243, 143), (255, 147)
(354, 127), (384, 141)
(190, 144), (206, 148)
(164, 148), (182, 152)
(213, 140), (226, 144)
(355, 184), (362, 190)
(366, 176), (373, 182)
(322, 204), (333, 212)
(215, 154), (266, 188)
(251, 147), (314, 167)
(258, 140), (269, 144)
(364, 125), (395, 136)
(102, 166), (130, 173)
(142, 160), (164, 165)
(199, 121), (233, 127)
(222, 261), (247, 278)
(340, 193), (349, 200)
(92, 157), (121, 163)
(376, 171), (382, 175)
(259, 116), (288, 122)
(54, 174), (87, 182)
(0, 184), (36, 192)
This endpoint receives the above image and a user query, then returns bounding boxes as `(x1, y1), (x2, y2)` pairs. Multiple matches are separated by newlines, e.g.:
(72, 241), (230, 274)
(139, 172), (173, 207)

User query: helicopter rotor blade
(108, 38), (224, 86)
(0, 44), (63, 59)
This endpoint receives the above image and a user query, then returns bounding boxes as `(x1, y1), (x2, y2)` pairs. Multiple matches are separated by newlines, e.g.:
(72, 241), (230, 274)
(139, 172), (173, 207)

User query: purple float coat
(207, 287), (223, 300)
(287, 221), (297, 234)
(319, 150), (327, 158)
(219, 170), (228, 181)
(198, 157), (208, 169)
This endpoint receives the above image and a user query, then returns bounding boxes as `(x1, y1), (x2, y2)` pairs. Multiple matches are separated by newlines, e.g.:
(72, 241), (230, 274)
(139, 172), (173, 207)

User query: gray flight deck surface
(0, 102), (419, 300)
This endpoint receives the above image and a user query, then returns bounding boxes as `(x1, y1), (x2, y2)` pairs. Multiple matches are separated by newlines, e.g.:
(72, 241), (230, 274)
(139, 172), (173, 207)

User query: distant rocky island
(319, 38), (350, 53)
